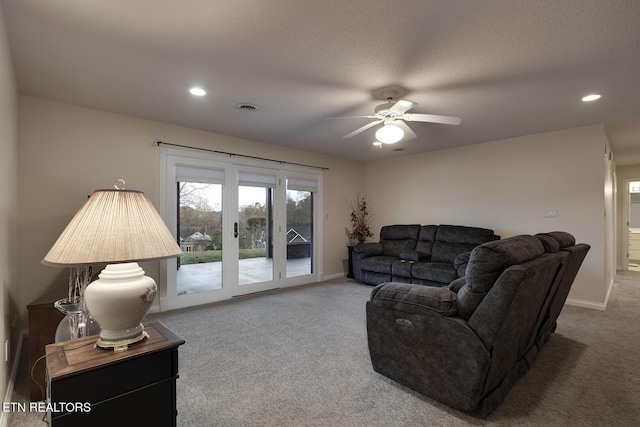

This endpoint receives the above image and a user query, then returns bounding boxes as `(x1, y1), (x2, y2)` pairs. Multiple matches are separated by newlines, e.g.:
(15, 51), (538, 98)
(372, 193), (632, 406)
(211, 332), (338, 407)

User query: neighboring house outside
(180, 228), (212, 252)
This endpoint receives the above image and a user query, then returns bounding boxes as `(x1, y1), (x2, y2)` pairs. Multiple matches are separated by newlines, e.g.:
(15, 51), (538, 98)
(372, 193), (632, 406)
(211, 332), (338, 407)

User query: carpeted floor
(8, 274), (640, 426)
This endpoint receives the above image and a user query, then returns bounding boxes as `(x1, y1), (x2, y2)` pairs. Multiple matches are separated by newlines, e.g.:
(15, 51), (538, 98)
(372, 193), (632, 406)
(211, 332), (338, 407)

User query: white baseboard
(565, 276), (614, 312)
(322, 272), (348, 281)
(603, 275), (614, 308)
(0, 330), (24, 427)
(565, 297), (607, 311)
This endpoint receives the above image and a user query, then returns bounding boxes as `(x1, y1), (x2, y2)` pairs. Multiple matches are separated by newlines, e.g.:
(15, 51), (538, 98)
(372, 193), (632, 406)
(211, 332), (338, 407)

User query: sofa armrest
(370, 282), (458, 316)
(367, 288), (490, 412)
(448, 277), (466, 293)
(454, 251), (472, 277)
(399, 250), (430, 262)
(353, 242), (384, 257)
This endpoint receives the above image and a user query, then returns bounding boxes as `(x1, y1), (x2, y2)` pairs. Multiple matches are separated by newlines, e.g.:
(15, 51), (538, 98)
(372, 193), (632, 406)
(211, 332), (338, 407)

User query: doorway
(159, 147), (322, 311)
(627, 181), (640, 272)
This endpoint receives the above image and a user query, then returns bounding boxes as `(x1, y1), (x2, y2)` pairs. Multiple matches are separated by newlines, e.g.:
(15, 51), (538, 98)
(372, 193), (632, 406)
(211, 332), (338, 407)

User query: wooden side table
(347, 245), (355, 278)
(46, 321), (184, 426)
(27, 291), (66, 401)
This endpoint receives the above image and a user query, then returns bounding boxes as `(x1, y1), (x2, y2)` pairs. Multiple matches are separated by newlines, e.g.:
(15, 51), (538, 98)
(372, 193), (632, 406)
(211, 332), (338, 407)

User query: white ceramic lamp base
(84, 262), (157, 351)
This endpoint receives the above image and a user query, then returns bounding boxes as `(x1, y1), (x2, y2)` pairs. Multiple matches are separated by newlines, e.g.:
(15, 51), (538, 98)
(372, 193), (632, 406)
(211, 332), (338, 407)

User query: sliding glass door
(165, 162), (232, 308)
(160, 147), (322, 310)
(177, 180), (223, 295)
(235, 168), (277, 294)
(286, 178), (315, 278)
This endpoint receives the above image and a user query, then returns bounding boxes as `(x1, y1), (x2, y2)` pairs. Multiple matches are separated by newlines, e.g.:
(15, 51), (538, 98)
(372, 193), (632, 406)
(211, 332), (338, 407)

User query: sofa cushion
(540, 231), (576, 248)
(362, 270), (392, 285)
(391, 260), (413, 278)
(383, 240), (419, 257)
(399, 250), (429, 261)
(454, 251), (472, 277)
(432, 242), (479, 263)
(370, 282), (458, 316)
(465, 235), (544, 293)
(411, 262), (458, 284)
(380, 224), (421, 240)
(432, 225), (497, 263)
(353, 242), (384, 257)
(379, 224), (421, 257)
(360, 256), (399, 274)
(448, 277), (466, 292)
(456, 235), (545, 320)
(437, 225), (497, 245)
(535, 234), (560, 253)
(414, 225), (438, 257)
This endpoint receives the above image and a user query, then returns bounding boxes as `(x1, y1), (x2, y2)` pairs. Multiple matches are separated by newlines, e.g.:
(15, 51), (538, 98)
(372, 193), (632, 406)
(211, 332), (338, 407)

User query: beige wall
(0, 1), (20, 412)
(364, 125), (610, 307)
(18, 96), (365, 322)
(17, 96), (616, 327)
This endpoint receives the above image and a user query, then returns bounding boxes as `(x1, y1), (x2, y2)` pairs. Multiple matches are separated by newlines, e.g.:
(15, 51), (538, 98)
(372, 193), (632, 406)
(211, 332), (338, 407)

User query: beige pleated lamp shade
(43, 189), (182, 266)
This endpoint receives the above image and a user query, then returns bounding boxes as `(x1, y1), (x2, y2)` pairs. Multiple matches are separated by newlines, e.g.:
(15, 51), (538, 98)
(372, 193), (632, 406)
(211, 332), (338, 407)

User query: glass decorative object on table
(54, 266), (100, 342)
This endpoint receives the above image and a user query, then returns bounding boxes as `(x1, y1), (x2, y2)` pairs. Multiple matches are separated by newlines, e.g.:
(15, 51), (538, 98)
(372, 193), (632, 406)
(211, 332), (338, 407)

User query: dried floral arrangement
(346, 191), (374, 245)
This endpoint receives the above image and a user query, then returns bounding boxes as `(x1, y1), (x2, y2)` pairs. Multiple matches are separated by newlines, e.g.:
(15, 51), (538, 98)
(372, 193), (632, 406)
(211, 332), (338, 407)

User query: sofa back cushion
(431, 225), (498, 263)
(414, 225), (438, 257)
(469, 252), (564, 393)
(456, 235), (545, 320)
(379, 224), (421, 257)
(534, 231), (590, 342)
(541, 231), (576, 248)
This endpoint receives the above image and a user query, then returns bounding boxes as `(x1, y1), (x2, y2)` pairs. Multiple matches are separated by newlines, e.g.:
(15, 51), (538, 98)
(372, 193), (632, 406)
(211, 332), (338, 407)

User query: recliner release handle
(395, 318), (413, 327)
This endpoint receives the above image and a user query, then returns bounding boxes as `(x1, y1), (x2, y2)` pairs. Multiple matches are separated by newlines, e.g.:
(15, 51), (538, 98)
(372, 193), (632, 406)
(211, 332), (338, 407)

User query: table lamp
(42, 180), (182, 350)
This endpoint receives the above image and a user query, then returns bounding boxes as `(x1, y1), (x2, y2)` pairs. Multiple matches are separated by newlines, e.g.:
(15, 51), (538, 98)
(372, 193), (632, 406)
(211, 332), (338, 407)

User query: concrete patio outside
(177, 257), (312, 294)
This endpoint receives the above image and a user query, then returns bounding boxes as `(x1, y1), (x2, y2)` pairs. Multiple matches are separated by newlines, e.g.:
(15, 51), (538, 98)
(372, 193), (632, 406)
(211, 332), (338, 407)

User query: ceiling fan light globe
(375, 124), (404, 144)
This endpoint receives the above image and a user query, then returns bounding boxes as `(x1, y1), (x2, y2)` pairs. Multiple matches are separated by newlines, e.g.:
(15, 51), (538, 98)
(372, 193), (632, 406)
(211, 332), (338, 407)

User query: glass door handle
(234, 222), (239, 238)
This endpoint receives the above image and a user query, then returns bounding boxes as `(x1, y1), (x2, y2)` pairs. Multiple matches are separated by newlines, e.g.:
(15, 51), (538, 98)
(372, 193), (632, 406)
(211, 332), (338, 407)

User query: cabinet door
(50, 349), (179, 426)
(51, 379), (177, 427)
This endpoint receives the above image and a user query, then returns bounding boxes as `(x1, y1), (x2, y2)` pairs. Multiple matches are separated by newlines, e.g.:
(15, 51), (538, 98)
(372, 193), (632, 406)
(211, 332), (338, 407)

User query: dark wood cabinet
(347, 245), (355, 278)
(45, 321), (184, 426)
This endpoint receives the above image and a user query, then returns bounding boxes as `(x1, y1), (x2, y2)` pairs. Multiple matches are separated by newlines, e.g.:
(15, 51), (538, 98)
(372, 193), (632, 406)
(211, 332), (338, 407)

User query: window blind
(176, 165), (225, 184)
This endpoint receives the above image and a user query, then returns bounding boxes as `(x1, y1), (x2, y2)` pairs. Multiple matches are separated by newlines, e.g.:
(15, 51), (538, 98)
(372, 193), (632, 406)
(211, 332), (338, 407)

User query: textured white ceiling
(3, 0), (640, 162)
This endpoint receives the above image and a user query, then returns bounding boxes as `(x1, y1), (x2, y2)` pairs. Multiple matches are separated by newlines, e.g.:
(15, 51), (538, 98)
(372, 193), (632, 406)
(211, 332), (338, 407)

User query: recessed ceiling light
(372, 142), (383, 147)
(581, 94), (601, 102)
(189, 87), (206, 96)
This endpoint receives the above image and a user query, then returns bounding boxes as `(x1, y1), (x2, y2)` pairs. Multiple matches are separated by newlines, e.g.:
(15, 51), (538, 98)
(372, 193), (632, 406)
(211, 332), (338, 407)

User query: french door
(160, 148), (321, 310)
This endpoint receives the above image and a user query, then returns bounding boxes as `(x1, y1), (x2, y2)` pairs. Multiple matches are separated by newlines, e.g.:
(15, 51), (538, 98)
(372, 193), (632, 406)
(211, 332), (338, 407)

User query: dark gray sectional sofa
(366, 231), (590, 417)
(352, 224), (499, 286)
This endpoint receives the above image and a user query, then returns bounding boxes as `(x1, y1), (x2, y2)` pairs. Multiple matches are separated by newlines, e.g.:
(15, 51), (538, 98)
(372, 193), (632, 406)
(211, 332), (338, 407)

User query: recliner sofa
(352, 224), (499, 286)
(366, 231), (589, 417)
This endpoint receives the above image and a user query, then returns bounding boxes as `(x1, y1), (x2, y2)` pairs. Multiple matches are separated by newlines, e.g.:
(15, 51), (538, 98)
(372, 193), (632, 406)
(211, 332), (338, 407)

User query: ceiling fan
(331, 96), (461, 144)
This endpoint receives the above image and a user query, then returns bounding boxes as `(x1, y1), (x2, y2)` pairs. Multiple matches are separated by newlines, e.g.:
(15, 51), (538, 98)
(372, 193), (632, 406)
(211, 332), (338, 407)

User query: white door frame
(159, 146), (322, 311)
(622, 178), (640, 271)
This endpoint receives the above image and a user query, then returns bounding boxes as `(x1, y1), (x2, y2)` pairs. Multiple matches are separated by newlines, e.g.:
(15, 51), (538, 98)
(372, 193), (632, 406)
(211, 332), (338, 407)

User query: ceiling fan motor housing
(375, 102), (398, 116)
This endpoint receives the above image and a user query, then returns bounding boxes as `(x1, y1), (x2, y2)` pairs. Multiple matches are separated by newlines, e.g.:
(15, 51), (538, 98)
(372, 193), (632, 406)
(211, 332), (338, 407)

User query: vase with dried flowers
(346, 191), (374, 245)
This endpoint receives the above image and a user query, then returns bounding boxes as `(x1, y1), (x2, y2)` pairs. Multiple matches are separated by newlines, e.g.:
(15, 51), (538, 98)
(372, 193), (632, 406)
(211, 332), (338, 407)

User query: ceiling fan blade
(389, 100), (416, 114)
(403, 113), (462, 125)
(396, 121), (417, 140)
(342, 119), (384, 138)
(327, 115), (379, 120)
